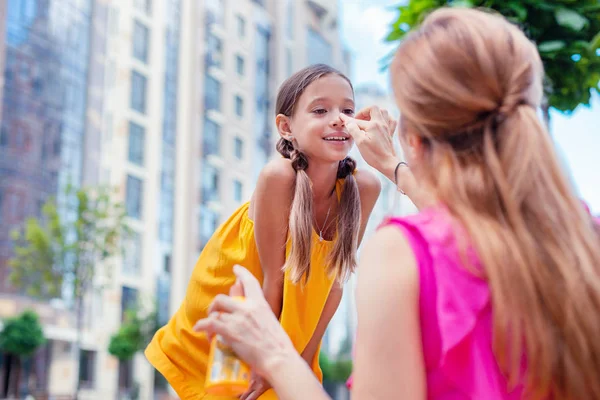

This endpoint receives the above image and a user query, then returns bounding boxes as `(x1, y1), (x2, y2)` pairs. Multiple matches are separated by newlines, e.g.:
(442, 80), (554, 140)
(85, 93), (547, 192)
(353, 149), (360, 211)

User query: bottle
(205, 295), (250, 396)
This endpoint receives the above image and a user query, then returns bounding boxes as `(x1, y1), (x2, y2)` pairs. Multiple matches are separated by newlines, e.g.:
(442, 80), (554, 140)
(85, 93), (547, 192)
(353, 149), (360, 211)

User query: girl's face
(278, 74), (355, 164)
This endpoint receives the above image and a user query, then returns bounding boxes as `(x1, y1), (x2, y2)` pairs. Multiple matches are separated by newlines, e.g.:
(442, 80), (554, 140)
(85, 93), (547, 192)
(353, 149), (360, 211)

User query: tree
(0, 310), (46, 398)
(108, 304), (158, 361)
(108, 303), (157, 400)
(8, 184), (129, 399)
(385, 0), (600, 126)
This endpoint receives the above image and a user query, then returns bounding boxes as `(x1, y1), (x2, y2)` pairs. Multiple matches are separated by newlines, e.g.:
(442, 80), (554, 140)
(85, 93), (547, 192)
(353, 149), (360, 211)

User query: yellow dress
(145, 179), (346, 400)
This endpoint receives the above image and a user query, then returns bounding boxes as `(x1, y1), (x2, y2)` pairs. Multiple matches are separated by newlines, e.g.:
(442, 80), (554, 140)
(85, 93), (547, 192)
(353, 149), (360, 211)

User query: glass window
(199, 205), (219, 248)
(235, 95), (244, 118)
(234, 137), (243, 159)
(134, 0), (151, 14)
(204, 75), (221, 112)
(236, 15), (245, 38)
(128, 122), (145, 166)
(0, 188), (3, 225)
(121, 286), (138, 320)
(126, 175), (143, 219)
(286, 0), (294, 40)
(203, 118), (220, 157)
(132, 21), (149, 63)
(79, 350), (96, 389)
(131, 71), (147, 114)
(202, 163), (220, 203)
(118, 359), (134, 389)
(307, 28), (332, 66)
(286, 48), (293, 77)
(0, 127), (8, 147)
(122, 231), (141, 277)
(206, 33), (223, 69)
(236, 54), (245, 76)
(233, 180), (243, 202)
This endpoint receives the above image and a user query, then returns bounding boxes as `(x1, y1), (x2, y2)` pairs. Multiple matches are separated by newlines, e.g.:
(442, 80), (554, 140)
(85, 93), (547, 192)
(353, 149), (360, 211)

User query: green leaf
(506, 2), (527, 21)
(450, 0), (474, 8)
(555, 8), (588, 31)
(538, 40), (567, 52)
(386, 28), (406, 42)
(590, 31), (600, 51)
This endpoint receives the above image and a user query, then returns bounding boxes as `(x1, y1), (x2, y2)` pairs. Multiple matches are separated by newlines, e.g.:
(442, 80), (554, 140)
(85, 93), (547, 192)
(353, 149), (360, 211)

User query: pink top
(347, 207), (524, 399)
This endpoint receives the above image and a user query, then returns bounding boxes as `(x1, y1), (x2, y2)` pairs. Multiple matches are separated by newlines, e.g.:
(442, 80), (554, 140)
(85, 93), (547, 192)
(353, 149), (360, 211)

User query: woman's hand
(193, 265), (296, 378)
(340, 106), (399, 182)
(341, 106), (427, 209)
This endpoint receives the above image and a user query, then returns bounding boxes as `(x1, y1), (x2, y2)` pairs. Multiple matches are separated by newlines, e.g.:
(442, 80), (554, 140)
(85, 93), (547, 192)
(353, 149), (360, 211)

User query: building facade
(0, 0), (350, 398)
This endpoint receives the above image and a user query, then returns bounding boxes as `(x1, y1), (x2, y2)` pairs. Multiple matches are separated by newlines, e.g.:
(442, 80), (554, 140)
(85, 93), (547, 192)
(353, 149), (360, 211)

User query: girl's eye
(343, 109), (355, 115)
(313, 109), (327, 115)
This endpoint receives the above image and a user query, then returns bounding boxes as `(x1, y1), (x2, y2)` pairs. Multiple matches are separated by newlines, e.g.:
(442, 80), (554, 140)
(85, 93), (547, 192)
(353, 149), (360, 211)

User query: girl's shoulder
(258, 157), (296, 186)
(353, 168), (382, 200)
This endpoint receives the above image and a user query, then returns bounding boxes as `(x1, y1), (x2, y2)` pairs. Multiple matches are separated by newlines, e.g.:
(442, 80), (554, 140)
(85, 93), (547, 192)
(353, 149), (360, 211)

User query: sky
(340, 0), (600, 214)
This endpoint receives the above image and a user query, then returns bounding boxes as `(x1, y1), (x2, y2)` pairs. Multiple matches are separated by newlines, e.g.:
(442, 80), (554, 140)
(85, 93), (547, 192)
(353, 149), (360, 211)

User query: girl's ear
(276, 114), (293, 141)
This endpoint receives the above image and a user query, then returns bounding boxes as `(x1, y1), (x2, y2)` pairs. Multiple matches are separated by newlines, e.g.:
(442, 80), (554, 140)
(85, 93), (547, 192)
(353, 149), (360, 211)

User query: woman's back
(383, 207), (524, 399)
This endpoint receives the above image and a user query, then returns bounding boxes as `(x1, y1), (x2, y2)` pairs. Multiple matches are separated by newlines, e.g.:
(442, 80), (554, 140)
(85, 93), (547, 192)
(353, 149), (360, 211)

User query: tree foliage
(385, 0), (600, 113)
(0, 310), (45, 357)
(9, 184), (129, 300)
(108, 304), (158, 361)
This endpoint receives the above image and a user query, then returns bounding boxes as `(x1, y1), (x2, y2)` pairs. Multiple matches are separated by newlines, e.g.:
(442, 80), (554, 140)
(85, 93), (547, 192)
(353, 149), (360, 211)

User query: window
(202, 163), (220, 203)
(126, 175), (143, 219)
(128, 122), (145, 165)
(200, 206), (219, 249)
(123, 231), (142, 277)
(204, 75), (221, 112)
(203, 119), (220, 156)
(307, 28), (332, 66)
(156, 269), (171, 325)
(235, 95), (244, 118)
(235, 54), (245, 76)
(233, 180), (243, 202)
(286, 48), (293, 77)
(236, 15), (246, 38)
(131, 71), (147, 114)
(234, 137), (243, 159)
(121, 286), (138, 320)
(118, 359), (134, 389)
(132, 21), (149, 63)
(134, 0), (151, 14)
(286, 0), (294, 39)
(0, 127), (8, 147)
(206, 33), (223, 68)
(79, 350), (96, 389)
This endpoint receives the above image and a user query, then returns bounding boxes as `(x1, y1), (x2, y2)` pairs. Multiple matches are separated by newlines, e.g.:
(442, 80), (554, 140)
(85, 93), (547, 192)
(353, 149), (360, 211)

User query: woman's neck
(305, 160), (339, 203)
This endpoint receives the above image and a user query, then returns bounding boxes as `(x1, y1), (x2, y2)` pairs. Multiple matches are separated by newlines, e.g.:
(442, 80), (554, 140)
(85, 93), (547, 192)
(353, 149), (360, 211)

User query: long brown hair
(391, 8), (600, 399)
(275, 64), (361, 284)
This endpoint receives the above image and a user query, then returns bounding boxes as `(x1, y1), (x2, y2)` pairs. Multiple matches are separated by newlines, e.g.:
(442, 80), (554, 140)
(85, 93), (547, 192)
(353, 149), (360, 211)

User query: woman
(195, 8), (600, 400)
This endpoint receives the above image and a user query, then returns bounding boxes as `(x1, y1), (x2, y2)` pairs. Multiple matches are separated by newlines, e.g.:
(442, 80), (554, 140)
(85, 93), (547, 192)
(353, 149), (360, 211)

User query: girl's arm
(251, 158), (297, 319)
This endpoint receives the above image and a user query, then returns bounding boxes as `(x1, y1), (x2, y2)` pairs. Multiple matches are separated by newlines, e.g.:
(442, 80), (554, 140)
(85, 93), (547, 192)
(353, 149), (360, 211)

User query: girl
(195, 8), (600, 400)
(145, 64), (381, 400)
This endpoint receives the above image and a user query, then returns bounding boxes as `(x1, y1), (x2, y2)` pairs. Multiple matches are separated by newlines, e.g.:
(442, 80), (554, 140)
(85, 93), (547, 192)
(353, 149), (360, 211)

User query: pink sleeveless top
(348, 207), (525, 399)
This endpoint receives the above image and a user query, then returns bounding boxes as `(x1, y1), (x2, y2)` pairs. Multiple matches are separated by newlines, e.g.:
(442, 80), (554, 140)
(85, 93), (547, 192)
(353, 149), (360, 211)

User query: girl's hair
(275, 64), (361, 284)
(391, 8), (600, 399)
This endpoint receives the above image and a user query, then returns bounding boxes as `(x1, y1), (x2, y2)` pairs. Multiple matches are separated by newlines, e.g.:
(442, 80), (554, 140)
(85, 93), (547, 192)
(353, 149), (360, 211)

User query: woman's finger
(232, 265), (263, 299)
(193, 312), (230, 335)
(207, 293), (245, 315)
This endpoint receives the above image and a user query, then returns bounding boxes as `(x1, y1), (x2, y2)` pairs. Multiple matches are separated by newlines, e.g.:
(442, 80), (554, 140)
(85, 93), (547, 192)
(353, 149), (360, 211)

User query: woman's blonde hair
(391, 8), (600, 399)
(275, 64), (361, 284)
